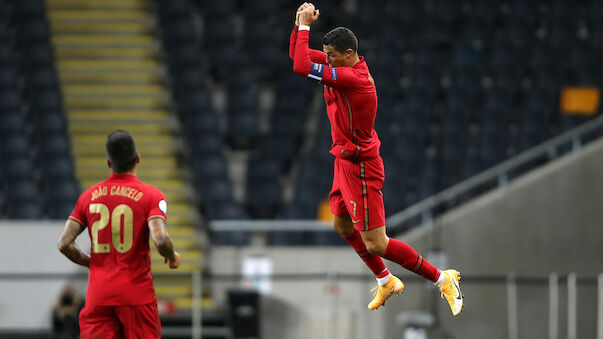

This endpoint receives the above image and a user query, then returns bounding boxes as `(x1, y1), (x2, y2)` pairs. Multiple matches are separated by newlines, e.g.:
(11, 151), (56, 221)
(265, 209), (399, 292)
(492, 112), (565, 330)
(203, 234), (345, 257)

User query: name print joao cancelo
(91, 186), (144, 202)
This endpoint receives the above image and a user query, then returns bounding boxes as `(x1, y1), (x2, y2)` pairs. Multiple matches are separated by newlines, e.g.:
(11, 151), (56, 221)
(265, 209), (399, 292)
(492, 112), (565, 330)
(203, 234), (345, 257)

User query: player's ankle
(376, 273), (392, 286)
(435, 270), (445, 286)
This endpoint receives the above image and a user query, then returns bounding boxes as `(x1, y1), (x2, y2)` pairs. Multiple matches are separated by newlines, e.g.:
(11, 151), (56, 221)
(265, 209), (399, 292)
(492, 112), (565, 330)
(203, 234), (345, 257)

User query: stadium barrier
(1, 271), (601, 338)
(386, 113), (603, 234)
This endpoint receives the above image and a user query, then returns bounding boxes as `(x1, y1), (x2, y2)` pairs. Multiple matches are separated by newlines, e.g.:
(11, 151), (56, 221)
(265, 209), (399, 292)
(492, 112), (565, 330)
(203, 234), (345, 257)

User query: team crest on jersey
(158, 200), (167, 214)
(331, 68), (338, 80)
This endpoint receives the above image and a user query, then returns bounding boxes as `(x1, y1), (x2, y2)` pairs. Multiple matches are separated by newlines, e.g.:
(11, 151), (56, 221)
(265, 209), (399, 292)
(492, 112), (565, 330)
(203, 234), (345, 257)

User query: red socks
(342, 230), (440, 283)
(342, 230), (390, 279)
(383, 238), (440, 283)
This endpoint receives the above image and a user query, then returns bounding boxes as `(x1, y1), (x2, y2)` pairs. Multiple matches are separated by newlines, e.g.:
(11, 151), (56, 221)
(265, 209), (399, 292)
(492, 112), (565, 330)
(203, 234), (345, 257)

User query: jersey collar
(108, 173), (138, 181)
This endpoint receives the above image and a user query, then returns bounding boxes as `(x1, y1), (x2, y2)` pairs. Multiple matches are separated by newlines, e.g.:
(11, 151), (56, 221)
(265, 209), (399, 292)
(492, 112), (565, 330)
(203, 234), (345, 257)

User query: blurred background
(0, 0), (602, 338)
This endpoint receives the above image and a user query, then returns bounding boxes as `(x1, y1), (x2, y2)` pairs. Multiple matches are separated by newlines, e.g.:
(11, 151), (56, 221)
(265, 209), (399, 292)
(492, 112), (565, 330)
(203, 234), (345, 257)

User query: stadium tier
(1, 0), (601, 231)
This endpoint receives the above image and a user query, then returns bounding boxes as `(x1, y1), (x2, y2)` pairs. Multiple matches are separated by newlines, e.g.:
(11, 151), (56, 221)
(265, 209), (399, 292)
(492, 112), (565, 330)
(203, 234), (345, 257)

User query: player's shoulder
(135, 179), (165, 197)
(78, 179), (108, 202)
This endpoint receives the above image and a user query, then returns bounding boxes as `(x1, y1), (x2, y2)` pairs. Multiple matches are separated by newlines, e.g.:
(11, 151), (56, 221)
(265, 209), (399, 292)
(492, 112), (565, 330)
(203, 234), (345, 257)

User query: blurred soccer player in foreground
(290, 3), (463, 314)
(58, 130), (181, 338)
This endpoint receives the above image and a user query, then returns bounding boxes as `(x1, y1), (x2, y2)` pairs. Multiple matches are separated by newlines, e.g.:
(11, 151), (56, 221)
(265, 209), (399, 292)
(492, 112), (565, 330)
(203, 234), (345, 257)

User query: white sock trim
(377, 273), (392, 286)
(435, 271), (446, 286)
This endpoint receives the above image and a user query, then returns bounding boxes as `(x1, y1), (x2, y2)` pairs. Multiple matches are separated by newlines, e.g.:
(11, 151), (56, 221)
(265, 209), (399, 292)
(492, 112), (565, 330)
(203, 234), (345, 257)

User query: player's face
(323, 44), (348, 68)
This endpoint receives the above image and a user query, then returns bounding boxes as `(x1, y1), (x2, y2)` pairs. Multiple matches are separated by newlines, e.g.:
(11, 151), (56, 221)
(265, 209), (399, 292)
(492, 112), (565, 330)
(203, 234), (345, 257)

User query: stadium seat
(3, 156), (35, 181)
(0, 89), (21, 111)
(37, 134), (71, 158)
(20, 44), (54, 67)
(190, 134), (224, 156)
(246, 180), (282, 218)
(0, 67), (17, 88)
(0, 111), (25, 136)
(28, 91), (62, 112)
(0, 135), (30, 159)
(193, 155), (229, 181)
(200, 179), (233, 205)
(177, 91), (212, 112)
(4, 180), (38, 203)
(227, 111), (259, 149)
(205, 203), (247, 221)
(247, 156), (280, 181)
(6, 201), (41, 219)
(40, 156), (75, 181)
(182, 110), (220, 134)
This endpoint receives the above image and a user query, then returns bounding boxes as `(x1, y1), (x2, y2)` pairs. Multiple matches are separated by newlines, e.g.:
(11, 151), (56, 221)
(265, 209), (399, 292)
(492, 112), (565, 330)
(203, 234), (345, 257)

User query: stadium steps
(47, 0), (208, 313)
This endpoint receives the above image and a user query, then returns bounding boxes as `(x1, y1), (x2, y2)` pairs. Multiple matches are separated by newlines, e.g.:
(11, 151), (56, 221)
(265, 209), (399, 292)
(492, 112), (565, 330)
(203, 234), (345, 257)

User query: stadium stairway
(45, 0), (212, 312)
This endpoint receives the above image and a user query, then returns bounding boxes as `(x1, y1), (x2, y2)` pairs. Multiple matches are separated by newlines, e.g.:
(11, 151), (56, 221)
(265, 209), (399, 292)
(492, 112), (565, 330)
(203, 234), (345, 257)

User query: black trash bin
(228, 290), (260, 339)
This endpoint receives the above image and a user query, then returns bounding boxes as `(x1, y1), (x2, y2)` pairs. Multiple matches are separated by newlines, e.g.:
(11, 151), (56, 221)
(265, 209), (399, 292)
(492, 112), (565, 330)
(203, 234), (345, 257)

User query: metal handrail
(387, 113), (603, 234)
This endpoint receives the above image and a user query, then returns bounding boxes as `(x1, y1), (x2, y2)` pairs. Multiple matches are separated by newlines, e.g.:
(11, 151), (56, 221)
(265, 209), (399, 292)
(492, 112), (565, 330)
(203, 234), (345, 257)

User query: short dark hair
(321, 27), (358, 53)
(106, 129), (138, 173)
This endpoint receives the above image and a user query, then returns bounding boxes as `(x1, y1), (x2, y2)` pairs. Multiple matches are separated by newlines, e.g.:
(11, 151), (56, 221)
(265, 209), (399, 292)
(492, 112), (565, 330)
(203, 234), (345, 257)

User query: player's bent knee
(364, 240), (385, 256)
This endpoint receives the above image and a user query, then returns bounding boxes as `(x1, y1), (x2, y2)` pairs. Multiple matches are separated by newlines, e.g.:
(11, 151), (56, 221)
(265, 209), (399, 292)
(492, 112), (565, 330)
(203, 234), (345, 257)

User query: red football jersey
(290, 26), (381, 161)
(70, 173), (167, 306)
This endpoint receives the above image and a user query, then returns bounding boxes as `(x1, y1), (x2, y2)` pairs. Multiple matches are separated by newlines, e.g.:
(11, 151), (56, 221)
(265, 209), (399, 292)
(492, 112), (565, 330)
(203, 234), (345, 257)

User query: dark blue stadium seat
(193, 155), (228, 181)
(182, 110), (220, 134)
(0, 67), (17, 88)
(178, 91), (212, 112)
(29, 91), (62, 111)
(451, 41), (484, 70)
(31, 113), (66, 136)
(246, 180), (282, 218)
(4, 180), (38, 203)
(0, 111), (25, 136)
(3, 156), (34, 181)
(172, 66), (208, 93)
(227, 111), (259, 149)
(0, 135), (30, 159)
(247, 156), (280, 181)
(6, 201), (41, 219)
(0, 89), (21, 111)
(254, 135), (297, 165)
(190, 134), (224, 156)
(37, 134), (71, 158)
(156, 0), (192, 23)
(0, 44), (14, 67)
(20, 44), (53, 67)
(41, 156), (75, 180)
(200, 179), (233, 205)
(26, 68), (59, 91)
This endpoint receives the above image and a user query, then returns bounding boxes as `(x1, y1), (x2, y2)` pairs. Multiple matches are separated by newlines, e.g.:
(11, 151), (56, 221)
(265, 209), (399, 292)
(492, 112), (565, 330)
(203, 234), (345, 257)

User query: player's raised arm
(57, 219), (90, 268)
(148, 217), (181, 269)
(290, 3), (327, 63)
(292, 4), (322, 76)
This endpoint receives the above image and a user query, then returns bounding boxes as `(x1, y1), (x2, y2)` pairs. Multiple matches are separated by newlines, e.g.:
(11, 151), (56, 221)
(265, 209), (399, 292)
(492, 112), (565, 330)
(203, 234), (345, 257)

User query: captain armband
(307, 62), (324, 81)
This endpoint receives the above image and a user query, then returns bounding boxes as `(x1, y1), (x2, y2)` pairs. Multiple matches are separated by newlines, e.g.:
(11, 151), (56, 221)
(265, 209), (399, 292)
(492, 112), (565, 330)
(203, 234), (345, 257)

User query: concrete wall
(383, 137), (603, 339)
(0, 222), (89, 330)
(209, 246), (379, 339)
(210, 138), (603, 339)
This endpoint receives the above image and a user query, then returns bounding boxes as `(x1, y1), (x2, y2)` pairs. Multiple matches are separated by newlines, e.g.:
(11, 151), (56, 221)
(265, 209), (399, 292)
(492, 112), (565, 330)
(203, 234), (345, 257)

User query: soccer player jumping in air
(291, 3), (463, 314)
(58, 130), (181, 338)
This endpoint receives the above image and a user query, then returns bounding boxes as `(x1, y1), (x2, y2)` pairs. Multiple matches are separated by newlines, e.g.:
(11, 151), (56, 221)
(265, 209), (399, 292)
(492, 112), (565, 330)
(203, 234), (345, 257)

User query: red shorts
(79, 302), (160, 339)
(329, 156), (386, 231)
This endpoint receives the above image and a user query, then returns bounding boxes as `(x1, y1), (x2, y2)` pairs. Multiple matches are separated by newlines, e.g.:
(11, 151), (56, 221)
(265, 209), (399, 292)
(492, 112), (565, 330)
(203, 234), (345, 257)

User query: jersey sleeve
(318, 65), (363, 90)
(69, 194), (87, 227)
(147, 188), (167, 221)
(289, 25), (327, 63)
